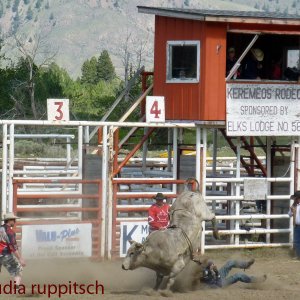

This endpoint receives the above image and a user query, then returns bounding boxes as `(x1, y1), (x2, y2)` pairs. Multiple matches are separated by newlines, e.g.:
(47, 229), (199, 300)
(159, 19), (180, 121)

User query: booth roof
(138, 6), (300, 25)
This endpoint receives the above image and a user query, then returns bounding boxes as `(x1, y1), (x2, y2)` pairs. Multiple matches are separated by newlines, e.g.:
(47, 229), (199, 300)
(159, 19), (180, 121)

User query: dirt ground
(0, 248), (300, 300)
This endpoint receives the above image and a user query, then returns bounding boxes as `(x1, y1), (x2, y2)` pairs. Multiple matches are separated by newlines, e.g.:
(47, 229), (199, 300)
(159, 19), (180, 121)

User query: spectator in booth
(288, 191), (300, 259)
(148, 193), (170, 234)
(0, 213), (26, 291)
(270, 57), (282, 80)
(226, 47), (240, 79)
(241, 48), (264, 80)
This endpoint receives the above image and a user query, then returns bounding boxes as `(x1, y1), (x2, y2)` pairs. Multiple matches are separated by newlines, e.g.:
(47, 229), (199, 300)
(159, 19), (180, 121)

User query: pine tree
(81, 57), (98, 84)
(97, 50), (116, 82)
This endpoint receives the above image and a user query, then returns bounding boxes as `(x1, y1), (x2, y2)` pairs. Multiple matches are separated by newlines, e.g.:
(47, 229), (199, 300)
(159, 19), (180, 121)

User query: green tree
(97, 50), (116, 82)
(81, 56), (98, 84)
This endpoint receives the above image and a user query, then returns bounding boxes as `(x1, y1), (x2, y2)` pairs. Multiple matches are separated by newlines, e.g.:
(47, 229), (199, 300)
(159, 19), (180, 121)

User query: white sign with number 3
(146, 96), (165, 123)
(47, 99), (69, 122)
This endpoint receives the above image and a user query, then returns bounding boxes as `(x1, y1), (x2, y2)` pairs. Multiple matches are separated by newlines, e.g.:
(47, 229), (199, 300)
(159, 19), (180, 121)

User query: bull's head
(122, 240), (144, 271)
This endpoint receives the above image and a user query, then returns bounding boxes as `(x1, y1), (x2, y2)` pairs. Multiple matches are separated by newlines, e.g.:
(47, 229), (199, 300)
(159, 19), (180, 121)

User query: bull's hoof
(158, 289), (173, 297)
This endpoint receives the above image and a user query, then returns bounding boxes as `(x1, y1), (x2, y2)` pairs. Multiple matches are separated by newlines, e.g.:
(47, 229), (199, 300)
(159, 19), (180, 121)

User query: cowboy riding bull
(122, 184), (219, 291)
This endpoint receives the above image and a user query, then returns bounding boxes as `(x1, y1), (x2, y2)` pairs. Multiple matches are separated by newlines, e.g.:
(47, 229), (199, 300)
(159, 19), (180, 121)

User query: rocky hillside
(0, 0), (298, 77)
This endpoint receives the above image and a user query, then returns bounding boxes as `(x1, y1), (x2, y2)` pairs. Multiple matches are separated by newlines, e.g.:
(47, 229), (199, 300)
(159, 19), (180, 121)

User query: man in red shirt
(148, 193), (170, 233)
(0, 212), (26, 290)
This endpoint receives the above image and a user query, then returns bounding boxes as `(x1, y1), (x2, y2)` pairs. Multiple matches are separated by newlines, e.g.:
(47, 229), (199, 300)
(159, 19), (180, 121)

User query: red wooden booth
(138, 6), (300, 122)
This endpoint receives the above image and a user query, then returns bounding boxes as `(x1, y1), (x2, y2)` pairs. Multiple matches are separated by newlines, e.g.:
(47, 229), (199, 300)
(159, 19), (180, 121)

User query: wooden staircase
(219, 129), (267, 177)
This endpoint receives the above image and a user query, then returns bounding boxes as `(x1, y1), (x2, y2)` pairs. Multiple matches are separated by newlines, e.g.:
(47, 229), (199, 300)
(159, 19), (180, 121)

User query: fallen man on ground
(192, 257), (267, 288)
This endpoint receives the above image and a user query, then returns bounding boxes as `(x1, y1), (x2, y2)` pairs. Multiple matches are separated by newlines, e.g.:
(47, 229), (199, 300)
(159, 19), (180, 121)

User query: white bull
(122, 189), (218, 291)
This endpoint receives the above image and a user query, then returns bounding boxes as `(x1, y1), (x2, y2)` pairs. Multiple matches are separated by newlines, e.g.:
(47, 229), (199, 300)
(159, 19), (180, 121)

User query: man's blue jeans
(294, 226), (300, 257)
(219, 260), (254, 287)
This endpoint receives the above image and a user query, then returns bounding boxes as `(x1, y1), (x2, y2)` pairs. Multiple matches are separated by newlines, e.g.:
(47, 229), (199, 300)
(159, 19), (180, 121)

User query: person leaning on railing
(148, 193), (170, 234)
(288, 191), (300, 259)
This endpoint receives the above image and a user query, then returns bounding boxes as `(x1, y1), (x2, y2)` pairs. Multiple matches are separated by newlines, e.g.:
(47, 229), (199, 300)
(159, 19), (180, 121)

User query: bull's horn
(129, 240), (135, 245)
(136, 242), (143, 248)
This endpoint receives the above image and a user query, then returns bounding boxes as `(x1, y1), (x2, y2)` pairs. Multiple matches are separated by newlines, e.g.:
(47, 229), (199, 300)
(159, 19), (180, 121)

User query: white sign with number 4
(47, 99), (69, 122)
(146, 96), (165, 123)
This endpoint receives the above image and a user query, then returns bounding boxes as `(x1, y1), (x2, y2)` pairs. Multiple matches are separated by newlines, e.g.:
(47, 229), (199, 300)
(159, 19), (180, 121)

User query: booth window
(166, 41), (200, 83)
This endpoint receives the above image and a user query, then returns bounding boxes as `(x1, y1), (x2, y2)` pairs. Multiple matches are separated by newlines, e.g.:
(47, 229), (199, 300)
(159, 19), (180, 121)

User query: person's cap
(228, 47), (235, 53)
(290, 191), (300, 199)
(153, 193), (166, 201)
(3, 212), (20, 221)
(251, 48), (264, 62)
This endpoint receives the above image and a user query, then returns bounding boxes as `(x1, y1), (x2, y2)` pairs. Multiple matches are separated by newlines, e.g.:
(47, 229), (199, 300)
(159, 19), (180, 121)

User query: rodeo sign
(120, 222), (149, 257)
(22, 223), (92, 259)
(226, 83), (300, 136)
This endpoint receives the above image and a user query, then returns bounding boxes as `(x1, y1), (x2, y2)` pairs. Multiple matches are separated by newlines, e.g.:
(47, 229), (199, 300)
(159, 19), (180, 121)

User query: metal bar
(89, 66), (145, 141)
(173, 128), (178, 194)
(118, 116), (145, 148)
(205, 229), (291, 235)
(117, 84), (154, 125)
(13, 179), (101, 184)
(16, 194), (99, 199)
(167, 128), (172, 172)
(205, 243), (290, 250)
(8, 124), (14, 212)
(0, 120), (198, 128)
(114, 128), (155, 175)
(216, 214), (289, 220)
(107, 126), (114, 259)
(206, 178), (292, 183)
(226, 34), (259, 81)
(2, 124), (8, 216)
(113, 179), (187, 184)
(16, 207), (100, 212)
(116, 193), (177, 199)
(66, 137), (71, 167)
(101, 125), (108, 258)
(11, 134), (75, 139)
(202, 128), (207, 196)
(196, 126), (201, 184)
(235, 138), (241, 245)
(289, 140), (295, 247)
(97, 181), (102, 259)
(13, 182), (18, 214)
(142, 127), (148, 171)
(266, 136), (271, 243)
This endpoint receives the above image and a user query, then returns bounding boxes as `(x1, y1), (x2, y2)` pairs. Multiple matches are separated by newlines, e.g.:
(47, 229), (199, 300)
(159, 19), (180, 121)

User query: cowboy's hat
(153, 193), (166, 201)
(3, 212), (20, 221)
(291, 191), (300, 199)
(251, 48), (264, 62)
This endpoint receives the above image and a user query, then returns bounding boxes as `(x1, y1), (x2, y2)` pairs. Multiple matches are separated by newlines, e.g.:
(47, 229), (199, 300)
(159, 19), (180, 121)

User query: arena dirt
(0, 248), (300, 300)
